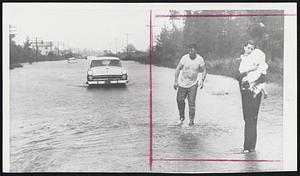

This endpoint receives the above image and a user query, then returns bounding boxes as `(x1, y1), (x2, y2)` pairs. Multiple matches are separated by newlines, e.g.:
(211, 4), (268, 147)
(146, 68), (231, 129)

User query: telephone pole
(125, 33), (130, 57)
(30, 37), (43, 62)
(35, 37), (38, 62)
(146, 24), (159, 43)
(115, 38), (118, 54)
(57, 42), (60, 55)
(9, 25), (17, 65)
(9, 25), (17, 43)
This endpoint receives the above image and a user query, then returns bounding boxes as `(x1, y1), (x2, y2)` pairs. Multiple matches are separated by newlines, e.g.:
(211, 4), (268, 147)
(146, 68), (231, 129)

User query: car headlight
(122, 74), (127, 80)
(88, 75), (93, 80)
(87, 70), (93, 75)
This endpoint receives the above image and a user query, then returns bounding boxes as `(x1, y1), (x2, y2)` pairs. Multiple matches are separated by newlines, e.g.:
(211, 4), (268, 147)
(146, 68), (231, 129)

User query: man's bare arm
(201, 65), (207, 81)
(174, 63), (183, 90)
(198, 64), (207, 89)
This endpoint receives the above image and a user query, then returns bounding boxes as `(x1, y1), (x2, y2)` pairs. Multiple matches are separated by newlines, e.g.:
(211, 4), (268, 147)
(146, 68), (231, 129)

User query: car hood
(91, 66), (123, 75)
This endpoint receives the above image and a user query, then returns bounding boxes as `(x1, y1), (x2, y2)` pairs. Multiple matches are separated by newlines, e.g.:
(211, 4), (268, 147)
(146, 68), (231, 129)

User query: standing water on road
(9, 60), (283, 172)
(152, 66), (283, 173)
(10, 60), (150, 172)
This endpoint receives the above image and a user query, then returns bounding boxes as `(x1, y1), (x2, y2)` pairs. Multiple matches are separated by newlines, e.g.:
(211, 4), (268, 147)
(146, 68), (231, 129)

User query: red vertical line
(149, 9), (153, 172)
(155, 13), (297, 18)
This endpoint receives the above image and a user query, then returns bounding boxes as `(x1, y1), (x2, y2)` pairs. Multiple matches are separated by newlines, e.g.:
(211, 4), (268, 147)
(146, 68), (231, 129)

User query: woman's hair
(244, 40), (256, 47)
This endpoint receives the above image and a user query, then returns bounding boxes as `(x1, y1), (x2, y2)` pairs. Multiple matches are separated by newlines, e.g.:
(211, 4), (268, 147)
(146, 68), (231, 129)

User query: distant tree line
(152, 10), (284, 84)
(9, 37), (76, 69)
(99, 44), (149, 64)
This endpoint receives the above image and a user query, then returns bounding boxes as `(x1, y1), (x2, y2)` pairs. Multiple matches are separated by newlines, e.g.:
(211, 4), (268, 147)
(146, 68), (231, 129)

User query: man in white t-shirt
(174, 43), (207, 127)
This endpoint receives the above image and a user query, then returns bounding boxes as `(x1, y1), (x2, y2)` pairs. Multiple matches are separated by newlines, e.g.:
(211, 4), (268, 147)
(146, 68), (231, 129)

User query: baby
(239, 48), (268, 99)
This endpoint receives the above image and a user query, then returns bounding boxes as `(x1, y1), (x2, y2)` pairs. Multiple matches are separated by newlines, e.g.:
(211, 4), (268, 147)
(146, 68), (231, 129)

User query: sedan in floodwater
(86, 56), (128, 87)
(67, 57), (78, 63)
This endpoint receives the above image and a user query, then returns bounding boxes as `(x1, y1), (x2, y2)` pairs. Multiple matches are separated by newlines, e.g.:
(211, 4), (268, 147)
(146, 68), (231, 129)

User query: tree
(23, 37), (35, 63)
(124, 44), (137, 53)
(23, 36), (31, 49)
(153, 24), (183, 67)
(152, 9), (284, 67)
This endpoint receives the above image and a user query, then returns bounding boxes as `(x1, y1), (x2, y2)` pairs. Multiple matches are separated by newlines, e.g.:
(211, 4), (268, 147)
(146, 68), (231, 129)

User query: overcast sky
(4, 3), (175, 52)
(5, 3), (291, 52)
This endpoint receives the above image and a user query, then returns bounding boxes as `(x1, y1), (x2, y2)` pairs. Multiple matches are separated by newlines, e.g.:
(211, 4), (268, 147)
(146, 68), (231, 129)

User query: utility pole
(57, 42), (60, 55)
(49, 41), (53, 60)
(9, 25), (17, 43)
(125, 33), (130, 57)
(30, 37), (43, 62)
(115, 38), (118, 54)
(35, 37), (38, 62)
(9, 25), (17, 66)
(146, 24), (159, 43)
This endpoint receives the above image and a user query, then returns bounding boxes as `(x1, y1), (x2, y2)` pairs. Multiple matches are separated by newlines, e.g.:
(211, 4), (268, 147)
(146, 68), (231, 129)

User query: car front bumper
(87, 80), (128, 85)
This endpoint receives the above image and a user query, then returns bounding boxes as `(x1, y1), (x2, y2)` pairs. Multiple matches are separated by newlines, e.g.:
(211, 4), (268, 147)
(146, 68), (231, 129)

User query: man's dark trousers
(177, 84), (198, 121)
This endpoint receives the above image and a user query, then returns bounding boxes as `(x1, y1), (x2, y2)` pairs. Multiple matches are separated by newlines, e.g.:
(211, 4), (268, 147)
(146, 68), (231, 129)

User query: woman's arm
(255, 74), (266, 84)
(235, 59), (247, 81)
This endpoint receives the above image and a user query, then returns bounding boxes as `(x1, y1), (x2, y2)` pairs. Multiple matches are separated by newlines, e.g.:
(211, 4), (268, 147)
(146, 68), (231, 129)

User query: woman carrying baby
(236, 40), (268, 153)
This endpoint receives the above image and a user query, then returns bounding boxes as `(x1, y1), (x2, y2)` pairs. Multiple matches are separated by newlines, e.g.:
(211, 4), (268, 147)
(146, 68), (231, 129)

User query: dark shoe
(176, 120), (184, 126)
(187, 122), (195, 129)
(189, 122), (195, 126)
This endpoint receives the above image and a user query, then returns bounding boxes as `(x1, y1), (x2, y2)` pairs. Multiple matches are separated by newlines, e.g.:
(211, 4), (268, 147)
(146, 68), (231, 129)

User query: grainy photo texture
(2, 3), (297, 173)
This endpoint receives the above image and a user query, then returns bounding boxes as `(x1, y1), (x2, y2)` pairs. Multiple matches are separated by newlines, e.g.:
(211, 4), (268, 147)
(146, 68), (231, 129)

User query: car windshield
(90, 59), (121, 68)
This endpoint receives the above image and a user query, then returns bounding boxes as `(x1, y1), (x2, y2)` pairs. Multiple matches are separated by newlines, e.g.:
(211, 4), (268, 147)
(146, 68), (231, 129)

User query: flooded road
(10, 60), (150, 172)
(152, 66), (283, 173)
(9, 60), (283, 172)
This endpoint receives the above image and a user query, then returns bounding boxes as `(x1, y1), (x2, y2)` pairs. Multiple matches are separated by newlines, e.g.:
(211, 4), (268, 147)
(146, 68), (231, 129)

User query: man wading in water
(174, 43), (207, 128)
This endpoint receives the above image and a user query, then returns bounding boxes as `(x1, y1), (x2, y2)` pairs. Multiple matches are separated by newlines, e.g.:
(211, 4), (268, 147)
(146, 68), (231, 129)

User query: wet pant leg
(187, 84), (198, 122)
(177, 86), (188, 120)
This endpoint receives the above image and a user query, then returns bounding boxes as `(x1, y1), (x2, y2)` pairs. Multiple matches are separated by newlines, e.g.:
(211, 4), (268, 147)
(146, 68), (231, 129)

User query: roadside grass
(198, 58), (283, 85)
(205, 58), (283, 85)
(205, 59), (238, 79)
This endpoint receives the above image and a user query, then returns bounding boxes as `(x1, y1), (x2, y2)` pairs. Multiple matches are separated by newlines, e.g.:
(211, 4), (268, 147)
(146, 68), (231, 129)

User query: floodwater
(152, 66), (283, 173)
(9, 59), (283, 172)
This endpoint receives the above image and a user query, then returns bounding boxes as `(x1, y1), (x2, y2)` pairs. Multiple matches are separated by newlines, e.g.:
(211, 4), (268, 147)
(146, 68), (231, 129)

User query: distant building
(29, 41), (62, 56)
(38, 41), (53, 55)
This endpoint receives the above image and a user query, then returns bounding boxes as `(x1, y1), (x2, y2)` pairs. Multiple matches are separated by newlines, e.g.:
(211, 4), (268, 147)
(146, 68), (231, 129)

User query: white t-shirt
(179, 54), (205, 88)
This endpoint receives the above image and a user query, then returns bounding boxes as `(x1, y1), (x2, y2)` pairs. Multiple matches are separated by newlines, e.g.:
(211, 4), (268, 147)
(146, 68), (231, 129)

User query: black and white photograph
(2, 3), (297, 173)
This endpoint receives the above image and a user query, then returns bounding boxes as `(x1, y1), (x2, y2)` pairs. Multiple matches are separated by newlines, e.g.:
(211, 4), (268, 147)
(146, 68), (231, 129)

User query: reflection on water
(176, 131), (201, 158)
(242, 152), (261, 172)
